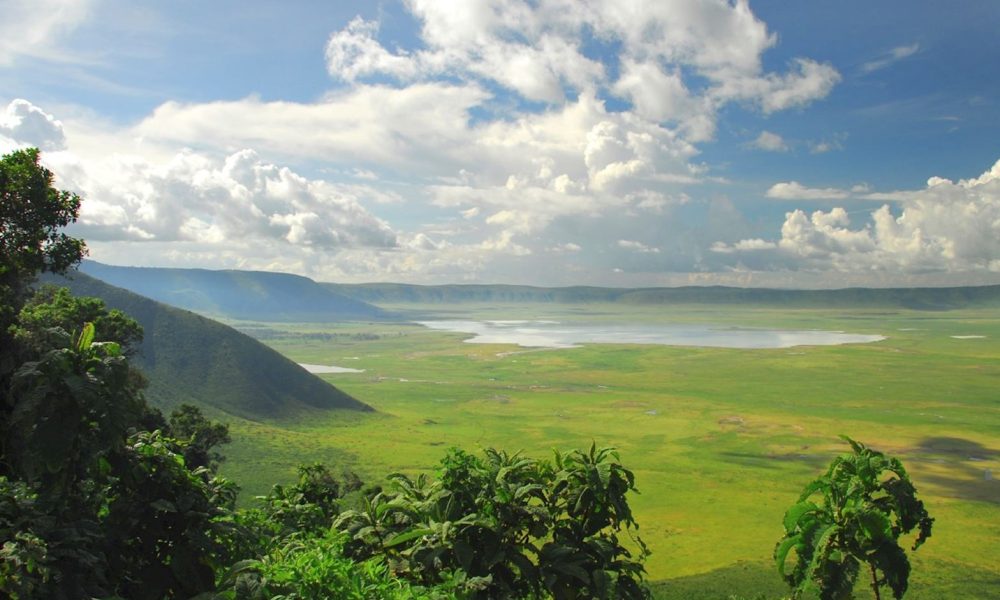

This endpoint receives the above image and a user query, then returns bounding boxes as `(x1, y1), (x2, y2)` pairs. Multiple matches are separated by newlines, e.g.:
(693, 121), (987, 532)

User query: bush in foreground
(775, 437), (933, 600)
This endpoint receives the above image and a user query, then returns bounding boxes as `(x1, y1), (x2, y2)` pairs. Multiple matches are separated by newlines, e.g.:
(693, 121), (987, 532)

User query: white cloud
(766, 181), (850, 200)
(750, 130), (787, 152)
(861, 43), (920, 74)
(325, 17), (420, 81)
(612, 58), (715, 141)
(713, 58), (840, 114)
(133, 84), (491, 174)
(716, 158), (1000, 273)
(0, 1), (867, 286)
(0, 99), (68, 151)
(48, 147), (398, 253)
(549, 242), (581, 253)
(322, 1), (839, 132)
(618, 239), (661, 254)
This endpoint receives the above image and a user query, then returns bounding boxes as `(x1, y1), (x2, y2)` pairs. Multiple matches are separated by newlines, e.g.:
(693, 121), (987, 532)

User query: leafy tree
(0, 324), (237, 599)
(258, 463), (362, 538)
(0, 150), (235, 599)
(168, 403), (232, 471)
(15, 285), (143, 355)
(101, 430), (238, 600)
(775, 437), (933, 600)
(1, 148), (88, 458)
(0, 148), (85, 336)
(336, 444), (650, 599)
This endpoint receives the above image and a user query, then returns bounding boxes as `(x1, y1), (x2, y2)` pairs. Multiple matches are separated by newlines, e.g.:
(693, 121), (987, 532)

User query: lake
(416, 319), (885, 349)
(298, 363), (365, 374)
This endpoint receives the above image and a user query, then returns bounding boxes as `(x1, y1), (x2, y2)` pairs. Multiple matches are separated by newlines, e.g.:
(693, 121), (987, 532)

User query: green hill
(44, 270), (372, 419)
(324, 281), (1000, 310)
(80, 261), (391, 322)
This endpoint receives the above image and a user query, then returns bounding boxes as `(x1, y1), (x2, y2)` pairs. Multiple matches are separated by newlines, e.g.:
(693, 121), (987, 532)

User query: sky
(2, 0), (999, 288)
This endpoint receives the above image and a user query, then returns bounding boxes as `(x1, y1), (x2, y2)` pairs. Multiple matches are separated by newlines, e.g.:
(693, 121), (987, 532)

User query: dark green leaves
(334, 445), (650, 599)
(775, 437), (933, 600)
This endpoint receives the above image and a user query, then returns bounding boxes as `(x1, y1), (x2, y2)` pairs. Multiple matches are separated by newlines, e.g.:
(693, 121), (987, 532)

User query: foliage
(15, 285), (143, 355)
(102, 431), (238, 600)
(335, 444), (650, 599)
(169, 403), (232, 471)
(775, 437), (933, 600)
(215, 529), (460, 600)
(258, 463), (362, 539)
(0, 321), (237, 599)
(0, 148), (86, 307)
(5, 323), (143, 497)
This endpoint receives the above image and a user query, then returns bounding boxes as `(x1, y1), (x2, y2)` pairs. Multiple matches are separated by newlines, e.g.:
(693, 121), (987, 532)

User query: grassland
(217, 303), (1000, 599)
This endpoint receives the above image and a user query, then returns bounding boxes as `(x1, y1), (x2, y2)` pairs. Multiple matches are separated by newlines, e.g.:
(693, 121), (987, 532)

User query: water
(416, 320), (885, 349)
(298, 363), (365, 374)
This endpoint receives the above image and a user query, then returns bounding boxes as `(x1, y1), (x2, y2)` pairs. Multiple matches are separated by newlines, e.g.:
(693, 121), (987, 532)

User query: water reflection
(416, 320), (884, 349)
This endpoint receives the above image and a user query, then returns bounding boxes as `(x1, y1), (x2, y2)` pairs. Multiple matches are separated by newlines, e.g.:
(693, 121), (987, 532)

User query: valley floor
(217, 303), (1000, 599)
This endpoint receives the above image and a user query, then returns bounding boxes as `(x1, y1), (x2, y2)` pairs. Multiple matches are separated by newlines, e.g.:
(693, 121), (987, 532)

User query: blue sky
(2, 0), (999, 287)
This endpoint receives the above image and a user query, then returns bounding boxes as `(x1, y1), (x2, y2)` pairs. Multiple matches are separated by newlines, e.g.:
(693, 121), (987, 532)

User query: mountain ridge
(322, 281), (1000, 310)
(43, 270), (373, 419)
(79, 261), (390, 322)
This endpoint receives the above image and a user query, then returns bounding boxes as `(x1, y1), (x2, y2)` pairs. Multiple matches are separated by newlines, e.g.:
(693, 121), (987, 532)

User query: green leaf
(75, 322), (95, 351)
(784, 500), (818, 531)
(775, 535), (801, 576)
(384, 527), (434, 548)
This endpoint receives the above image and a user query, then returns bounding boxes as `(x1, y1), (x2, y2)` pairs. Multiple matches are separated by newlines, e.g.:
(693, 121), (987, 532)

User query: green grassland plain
(217, 303), (1000, 599)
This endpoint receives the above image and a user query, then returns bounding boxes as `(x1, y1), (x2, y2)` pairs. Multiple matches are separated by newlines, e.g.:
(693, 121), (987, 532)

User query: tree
(1, 324), (235, 599)
(0, 150), (235, 599)
(2, 148), (88, 459)
(168, 403), (232, 471)
(0, 148), (86, 334)
(335, 444), (650, 599)
(15, 285), (143, 356)
(775, 437), (933, 600)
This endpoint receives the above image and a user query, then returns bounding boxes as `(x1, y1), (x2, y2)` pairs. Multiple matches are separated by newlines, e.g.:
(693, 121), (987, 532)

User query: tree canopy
(0, 148), (85, 314)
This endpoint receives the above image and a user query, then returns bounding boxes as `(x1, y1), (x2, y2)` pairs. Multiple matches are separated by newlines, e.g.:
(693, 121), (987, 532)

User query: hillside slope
(44, 270), (372, 419)
(80, 261), (390, 322)
(325, 282), (1000, 310)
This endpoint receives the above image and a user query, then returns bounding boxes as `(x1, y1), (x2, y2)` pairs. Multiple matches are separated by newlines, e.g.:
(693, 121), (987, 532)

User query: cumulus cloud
(325, 17), (420, 81)
(750, 130), (787, 152)
(1, 1), (858, 285)
(321, 1), (839, 128)
(107, 1), (843, 278)
(715, 158), (1000, 273)
(0, 99), (67, 151)
(49, 147), (398, 254)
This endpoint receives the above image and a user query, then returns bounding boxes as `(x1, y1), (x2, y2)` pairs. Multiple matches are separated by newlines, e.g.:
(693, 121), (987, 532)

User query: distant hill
(324, 282), (1000, 310)
(79, 261), (390, 322)
(43, 271), (372, 419)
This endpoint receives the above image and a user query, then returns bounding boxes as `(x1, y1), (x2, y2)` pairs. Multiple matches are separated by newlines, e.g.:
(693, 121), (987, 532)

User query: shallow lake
(416, 320), (885, 349)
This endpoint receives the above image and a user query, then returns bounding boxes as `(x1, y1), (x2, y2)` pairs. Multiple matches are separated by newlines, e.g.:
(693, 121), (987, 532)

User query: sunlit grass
(217, 304), (1000, 598)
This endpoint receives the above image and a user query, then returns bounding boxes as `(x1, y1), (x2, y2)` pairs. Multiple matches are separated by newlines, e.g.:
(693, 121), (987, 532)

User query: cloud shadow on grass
(909, 436), (1000, 505)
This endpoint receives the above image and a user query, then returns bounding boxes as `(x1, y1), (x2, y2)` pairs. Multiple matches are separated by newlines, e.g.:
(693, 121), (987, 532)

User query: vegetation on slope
(80, 260), (391, 322)
(44, 270), (371, 419)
